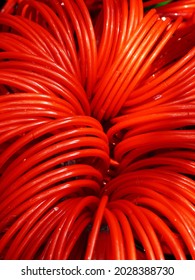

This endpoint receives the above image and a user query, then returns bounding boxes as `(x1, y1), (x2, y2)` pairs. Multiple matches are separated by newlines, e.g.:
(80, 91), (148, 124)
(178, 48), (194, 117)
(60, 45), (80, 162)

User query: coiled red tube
(0, 0), (195, 260)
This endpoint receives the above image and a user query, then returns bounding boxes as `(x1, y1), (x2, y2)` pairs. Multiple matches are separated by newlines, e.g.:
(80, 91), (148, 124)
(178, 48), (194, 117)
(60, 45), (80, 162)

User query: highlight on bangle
(0, 0), (195, 260)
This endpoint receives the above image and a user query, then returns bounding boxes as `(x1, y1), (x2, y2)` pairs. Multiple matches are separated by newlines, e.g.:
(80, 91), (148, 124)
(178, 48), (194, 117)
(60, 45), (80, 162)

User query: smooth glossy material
(0, 0), (195, 260)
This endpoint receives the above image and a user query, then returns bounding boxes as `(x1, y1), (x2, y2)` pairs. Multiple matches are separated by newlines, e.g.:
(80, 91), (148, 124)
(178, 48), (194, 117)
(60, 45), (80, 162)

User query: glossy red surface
(0, 0), (195, 260)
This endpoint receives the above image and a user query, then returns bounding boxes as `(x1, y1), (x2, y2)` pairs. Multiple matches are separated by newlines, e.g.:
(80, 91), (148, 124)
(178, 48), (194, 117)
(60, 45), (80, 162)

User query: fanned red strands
(0, 0), (195, 260)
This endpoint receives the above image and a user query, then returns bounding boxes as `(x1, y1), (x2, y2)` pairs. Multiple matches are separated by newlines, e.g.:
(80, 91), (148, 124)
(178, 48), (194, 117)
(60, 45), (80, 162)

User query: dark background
(0, 1), (6, 9)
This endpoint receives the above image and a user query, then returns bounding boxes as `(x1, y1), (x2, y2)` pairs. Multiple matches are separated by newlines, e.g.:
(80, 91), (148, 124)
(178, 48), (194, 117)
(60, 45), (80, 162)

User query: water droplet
(153, 94), (162, 101)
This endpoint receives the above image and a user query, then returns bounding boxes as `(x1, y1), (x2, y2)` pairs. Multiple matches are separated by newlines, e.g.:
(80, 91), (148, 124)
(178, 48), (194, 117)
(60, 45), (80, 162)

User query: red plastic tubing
(0, 0), (195, 260)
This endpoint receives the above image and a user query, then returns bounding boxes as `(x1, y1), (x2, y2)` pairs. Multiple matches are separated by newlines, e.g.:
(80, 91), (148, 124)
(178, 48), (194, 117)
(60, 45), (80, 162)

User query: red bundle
(0, 0), (195, 260)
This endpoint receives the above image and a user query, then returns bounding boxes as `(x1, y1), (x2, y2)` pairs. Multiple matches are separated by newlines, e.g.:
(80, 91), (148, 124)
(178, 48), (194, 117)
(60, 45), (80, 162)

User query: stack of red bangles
(0, 0), (194, 260)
